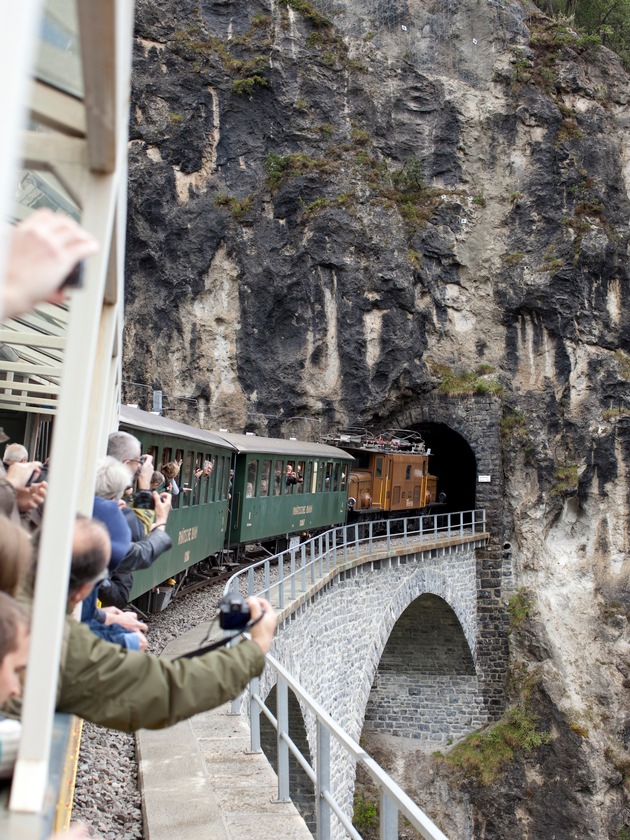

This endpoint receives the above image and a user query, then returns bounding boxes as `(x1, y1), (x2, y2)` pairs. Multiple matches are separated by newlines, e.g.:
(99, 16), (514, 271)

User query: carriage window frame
(296, 460), (305, 494)
(304, 460), (313, 494)
(182, 450), (194, 507)
(340, 463), (347, 490)
(260, 459), (271, 497)
(311, 461), (318, 494)
(246, 459), (258, 498)
(324, 462), (333, 492)
(161, 447), (172, 469)
(333, 462), (340, 491)
(273, 460), (283, 495)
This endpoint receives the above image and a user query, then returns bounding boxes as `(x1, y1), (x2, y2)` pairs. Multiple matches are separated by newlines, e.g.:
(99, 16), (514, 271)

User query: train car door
(372, 455), (384, 509)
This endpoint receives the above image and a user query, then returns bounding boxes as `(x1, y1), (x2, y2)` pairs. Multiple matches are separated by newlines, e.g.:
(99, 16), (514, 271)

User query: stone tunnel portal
(413, 422), (477, 513)
(362, 593), (481, 749)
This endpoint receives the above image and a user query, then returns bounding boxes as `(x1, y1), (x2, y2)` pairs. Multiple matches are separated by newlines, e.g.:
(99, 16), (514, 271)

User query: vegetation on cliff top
(532, 0), (630, 67)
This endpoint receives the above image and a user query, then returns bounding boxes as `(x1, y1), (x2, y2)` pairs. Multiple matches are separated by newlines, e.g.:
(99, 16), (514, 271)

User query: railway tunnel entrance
(362, 593), (480, 749)
(413, 422), (476, 513)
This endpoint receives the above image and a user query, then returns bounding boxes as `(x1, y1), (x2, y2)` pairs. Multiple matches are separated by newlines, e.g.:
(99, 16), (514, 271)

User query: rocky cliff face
(124, 0), (630, 835)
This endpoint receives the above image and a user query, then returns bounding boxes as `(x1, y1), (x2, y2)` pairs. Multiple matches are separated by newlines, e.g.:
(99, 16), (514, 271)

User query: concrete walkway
(137, 622), (312, 840)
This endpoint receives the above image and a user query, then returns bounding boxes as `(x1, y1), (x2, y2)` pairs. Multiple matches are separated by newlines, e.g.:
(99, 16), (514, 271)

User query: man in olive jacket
(8, 517), (276, 733)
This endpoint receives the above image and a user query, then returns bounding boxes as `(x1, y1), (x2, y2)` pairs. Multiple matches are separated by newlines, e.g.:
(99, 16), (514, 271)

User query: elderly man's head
(95, 455), (133, 500)
(68, 517), (111, 607)
(0, 592), (29, 704)
(107, 431), (142, 476)
(3, 443), (28, 466)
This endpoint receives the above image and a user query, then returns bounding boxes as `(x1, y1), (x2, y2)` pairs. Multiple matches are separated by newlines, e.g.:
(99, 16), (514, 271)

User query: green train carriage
(118, 406), (236, 605)
(219, 433), (354, 549)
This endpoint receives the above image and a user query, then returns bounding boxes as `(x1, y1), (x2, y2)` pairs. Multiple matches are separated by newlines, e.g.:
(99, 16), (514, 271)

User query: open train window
(318, 461), (325, 492)
(209, 452), (217, 502)
(311, 461), (318, 493)
(260, 460), (271, 496)
(296, 460), (305, 493)
(225, 458), (232, 498)
(283, 461), (297, 493)
(341, 464), (347, 490)
(161, 447), (172, 468)
(273, 460), (283, 495)
(333, 463), (340, 491)
(247, 460), (257, 498)
(182, 450), (194, 507)
(325, 462), (333, 491)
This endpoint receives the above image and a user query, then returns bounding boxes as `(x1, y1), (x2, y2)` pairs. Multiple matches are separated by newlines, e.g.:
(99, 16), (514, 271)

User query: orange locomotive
(324, 429), (439, 520)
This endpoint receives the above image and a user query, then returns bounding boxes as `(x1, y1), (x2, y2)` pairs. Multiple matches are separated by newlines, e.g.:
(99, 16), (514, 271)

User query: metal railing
(225, 508), (487, 608)
(223, 510), (487, 840)
(246, 657), (449, 840)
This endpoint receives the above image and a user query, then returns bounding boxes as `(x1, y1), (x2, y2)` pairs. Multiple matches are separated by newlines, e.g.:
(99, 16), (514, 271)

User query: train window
(296, 461), (305, 493)
(215, 457), (224, 500)
(332, 463), (340, 491)
(325, 462), (333, 491)
(423, 459), (428, 476)
(225, 458), (232, 498)
(147, 445), (158, 466)
(182, 450), (194, 507)
(206, 452), (217, 502)
(247, 460), (257, 498)
(376, 457), (383, 478)
(161, 447), (172, 468)
(318, 461), (325, 492)
(405, 465), (411, 480)
(285, 462), (295, 494)
(274, 460), (283, 495)
(311, 461), (318, 493)
(304, 461), (313, 494)
(340, 464), (347, 490)
(260, 460), (271, 496)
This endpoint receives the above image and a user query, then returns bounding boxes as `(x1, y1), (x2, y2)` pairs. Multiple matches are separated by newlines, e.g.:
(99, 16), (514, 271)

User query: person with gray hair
(94, 456), (132, 500)
(99, 429), (173, 609)
(2, 443), (28, 466)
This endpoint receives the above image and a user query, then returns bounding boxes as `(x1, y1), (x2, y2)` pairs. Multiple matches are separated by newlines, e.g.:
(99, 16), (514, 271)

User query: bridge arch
(364, 593), (479, 746)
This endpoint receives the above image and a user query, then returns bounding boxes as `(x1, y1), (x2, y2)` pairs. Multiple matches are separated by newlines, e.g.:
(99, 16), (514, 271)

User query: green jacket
(56, 618), (265, 732)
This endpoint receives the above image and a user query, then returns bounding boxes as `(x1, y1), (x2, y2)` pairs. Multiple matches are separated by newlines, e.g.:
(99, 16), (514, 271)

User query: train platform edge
(137, 623), (312, 840)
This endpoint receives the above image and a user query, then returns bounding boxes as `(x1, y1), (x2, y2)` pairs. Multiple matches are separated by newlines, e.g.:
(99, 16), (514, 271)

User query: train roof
(119, 405), (353, 460)
(119, 405), (237, 451)
(214, 431), (354, 460)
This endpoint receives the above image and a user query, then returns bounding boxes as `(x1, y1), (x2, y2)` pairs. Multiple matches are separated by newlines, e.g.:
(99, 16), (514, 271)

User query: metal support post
(316, 721), (331, 840)
(380, 791), (398, 839)
(247, 677), (262, 754)
(274, 676), (291, 803)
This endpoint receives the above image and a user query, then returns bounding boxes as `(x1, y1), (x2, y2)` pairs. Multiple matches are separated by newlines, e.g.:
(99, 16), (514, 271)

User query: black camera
(133, 489), (155, 510)
(60, 260), (84, 290)
(219, 592), (250, 630)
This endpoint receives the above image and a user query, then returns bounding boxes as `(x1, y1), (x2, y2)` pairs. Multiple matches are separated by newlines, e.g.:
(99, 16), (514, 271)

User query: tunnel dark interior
(412, 422), (476, 512)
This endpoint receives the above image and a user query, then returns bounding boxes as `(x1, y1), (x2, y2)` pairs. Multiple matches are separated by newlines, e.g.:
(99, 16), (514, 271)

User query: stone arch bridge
(254, 527), (507, 826)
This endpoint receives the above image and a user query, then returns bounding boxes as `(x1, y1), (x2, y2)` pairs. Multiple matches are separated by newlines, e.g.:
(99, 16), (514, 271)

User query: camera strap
(174, 635), (235, 660)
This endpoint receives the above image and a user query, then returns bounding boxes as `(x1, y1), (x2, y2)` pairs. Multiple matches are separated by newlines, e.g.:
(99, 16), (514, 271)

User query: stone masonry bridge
(252, 525), (507, 830)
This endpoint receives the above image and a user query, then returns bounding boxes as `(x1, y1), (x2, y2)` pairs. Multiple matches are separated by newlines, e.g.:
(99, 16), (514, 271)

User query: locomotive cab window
(376, 457), (383, 478)
(246, 460), (258, 498)
(405, 464), (411, 481)
(260, 459), (271, 496)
